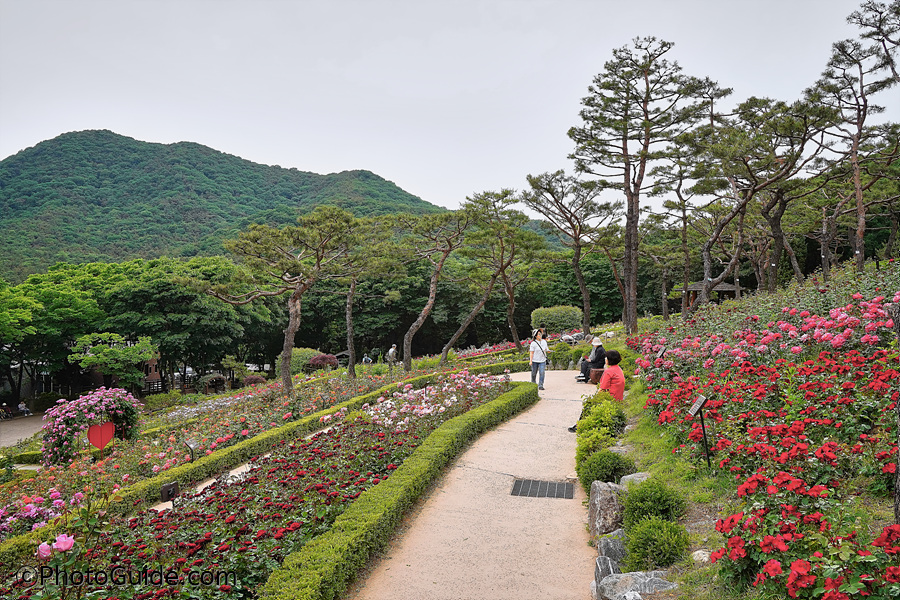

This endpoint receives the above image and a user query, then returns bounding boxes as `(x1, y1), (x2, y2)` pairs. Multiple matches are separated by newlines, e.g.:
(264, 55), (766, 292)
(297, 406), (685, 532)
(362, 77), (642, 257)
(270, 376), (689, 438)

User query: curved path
(345, 369), (596, 600)
(0, 414), (45, 448)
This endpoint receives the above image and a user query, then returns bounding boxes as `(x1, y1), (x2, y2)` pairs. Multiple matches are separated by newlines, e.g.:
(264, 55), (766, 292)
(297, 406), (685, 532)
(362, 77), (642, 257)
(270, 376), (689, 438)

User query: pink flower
(52, 534), (74, 552)
(241, 429), (249, 436)
(36, 542), (52, 559)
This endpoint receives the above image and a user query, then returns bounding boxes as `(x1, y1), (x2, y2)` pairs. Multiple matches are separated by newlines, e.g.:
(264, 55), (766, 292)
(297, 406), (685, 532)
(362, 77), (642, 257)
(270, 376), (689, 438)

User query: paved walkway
(345, 369), (597, 600)
(0, 414), (45, 447)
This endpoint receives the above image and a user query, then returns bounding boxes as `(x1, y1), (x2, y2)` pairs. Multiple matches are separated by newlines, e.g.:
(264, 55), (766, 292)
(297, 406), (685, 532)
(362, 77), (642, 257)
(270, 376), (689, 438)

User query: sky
(1, 0), (898, 211)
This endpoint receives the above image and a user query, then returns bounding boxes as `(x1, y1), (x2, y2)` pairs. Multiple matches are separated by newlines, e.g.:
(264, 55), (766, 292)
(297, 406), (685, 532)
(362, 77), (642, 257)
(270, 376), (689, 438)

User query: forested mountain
(0, 130), (443, 282)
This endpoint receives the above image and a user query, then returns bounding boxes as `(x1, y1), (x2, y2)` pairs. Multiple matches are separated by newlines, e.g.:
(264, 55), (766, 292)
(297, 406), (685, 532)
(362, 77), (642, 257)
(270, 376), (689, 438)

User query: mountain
(0, 130), (443, 282)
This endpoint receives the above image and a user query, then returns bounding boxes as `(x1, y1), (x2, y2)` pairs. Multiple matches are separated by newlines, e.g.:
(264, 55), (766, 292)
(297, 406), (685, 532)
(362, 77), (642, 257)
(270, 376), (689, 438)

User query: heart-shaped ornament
(87, 421), (115, 450)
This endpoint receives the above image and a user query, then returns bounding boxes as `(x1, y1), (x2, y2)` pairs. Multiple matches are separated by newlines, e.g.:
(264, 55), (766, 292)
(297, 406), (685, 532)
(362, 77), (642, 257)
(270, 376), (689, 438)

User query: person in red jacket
(568, 350), (624, 432)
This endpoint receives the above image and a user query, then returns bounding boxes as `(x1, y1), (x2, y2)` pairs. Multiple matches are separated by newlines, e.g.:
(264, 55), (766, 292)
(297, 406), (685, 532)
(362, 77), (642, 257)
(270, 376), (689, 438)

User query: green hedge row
(0, 364), (530, 566)
(260, 380), (539, 600)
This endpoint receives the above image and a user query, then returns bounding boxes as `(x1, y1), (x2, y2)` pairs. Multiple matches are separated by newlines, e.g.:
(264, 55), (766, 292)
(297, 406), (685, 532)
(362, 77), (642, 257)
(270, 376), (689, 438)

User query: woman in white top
(529, 330), (549, 390)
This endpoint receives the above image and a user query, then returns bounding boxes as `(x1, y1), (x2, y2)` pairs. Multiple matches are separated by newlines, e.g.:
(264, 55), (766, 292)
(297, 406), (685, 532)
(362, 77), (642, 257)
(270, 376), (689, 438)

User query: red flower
(763, 559), (783, 576)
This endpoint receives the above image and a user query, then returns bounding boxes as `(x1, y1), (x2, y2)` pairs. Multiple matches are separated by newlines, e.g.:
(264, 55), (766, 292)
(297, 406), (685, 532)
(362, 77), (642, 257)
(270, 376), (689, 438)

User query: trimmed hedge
(260, 380), (539, 600)
(0, 363), (531, 566)
(531, 305), (582, 333)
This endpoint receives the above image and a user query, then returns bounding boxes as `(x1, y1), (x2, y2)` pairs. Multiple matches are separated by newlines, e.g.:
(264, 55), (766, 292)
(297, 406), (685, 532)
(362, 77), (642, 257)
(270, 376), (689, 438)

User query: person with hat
(577, 337), (606, 383)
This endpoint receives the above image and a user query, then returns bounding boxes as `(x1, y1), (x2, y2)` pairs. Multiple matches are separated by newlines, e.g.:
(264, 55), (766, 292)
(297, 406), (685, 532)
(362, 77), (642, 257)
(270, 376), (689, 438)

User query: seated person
(18, 401), (32, 416)
(577, 338), (606, 382)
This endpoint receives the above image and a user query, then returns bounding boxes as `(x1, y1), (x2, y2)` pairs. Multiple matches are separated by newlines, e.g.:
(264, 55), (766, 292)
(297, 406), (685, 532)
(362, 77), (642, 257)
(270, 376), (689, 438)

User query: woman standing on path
(529, 330), (549, 390)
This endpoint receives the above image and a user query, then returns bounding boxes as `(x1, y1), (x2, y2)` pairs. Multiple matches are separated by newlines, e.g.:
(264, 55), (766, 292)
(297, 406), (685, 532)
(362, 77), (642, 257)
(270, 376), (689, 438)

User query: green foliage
(622, 478), (687, 530)
(577, 449), (636, 491)
(221, 354), (251, 382)
(623, 515), (690, 572)
(531, 305), (582, 332)
(0, 130), (443, 282)
(578, 390), (625, 430)
(548, 342), (573, 366)
(575, 427), (615, 467)
(142, 391), (185, 413)
(570, 342), (591, 365)
(70, 332), (156, 388)
(289, 347), (320, 375)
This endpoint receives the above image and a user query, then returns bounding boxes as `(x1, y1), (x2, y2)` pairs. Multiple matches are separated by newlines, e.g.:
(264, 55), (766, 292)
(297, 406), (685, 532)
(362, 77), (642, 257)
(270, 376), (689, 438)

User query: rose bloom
(52, 534), (75, 552)
(36, 542), (52, 559)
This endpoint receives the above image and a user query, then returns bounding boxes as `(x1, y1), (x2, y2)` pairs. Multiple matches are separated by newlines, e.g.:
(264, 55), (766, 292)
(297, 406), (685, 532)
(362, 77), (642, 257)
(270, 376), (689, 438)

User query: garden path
(344, 369), (596, 600)
(0, 414), (45, 448)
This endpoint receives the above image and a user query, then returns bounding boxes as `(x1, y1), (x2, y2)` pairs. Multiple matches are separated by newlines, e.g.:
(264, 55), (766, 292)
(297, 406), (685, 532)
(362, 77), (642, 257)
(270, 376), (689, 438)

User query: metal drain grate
(510, 479), (574, 499)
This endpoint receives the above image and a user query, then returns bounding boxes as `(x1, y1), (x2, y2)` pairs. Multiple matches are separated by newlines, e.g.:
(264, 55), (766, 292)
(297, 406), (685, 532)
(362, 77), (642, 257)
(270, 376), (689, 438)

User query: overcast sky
(1, 0), (897, 210)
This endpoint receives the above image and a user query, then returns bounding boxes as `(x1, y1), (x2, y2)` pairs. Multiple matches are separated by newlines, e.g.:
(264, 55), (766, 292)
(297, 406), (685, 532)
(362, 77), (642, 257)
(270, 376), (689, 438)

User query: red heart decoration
(87, 421), (115, 450)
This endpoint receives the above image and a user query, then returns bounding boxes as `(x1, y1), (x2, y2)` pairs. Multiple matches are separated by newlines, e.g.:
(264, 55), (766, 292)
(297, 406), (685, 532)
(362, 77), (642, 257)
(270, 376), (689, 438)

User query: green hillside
(0, 130), (443, 282)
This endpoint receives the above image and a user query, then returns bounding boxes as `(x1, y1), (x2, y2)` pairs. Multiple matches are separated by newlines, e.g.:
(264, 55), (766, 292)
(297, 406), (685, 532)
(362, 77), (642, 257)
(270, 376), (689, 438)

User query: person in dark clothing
(577, 338), (606, 383)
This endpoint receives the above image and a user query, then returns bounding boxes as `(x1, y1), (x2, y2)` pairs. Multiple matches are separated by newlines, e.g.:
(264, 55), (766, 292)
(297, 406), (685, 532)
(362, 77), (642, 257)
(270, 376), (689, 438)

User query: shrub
(622, 478), (686, 530)
(623, 515), (690, 571)
(548, 342), (572, 367)
(577, 449), (635, 491)
(531, 305), (582, 333)
(142, 391), (183, 412)
(570, 343), (591, 365)
(288, 347), (320, 375)
(575, 427), (614, 466)
(243, 375), (267, 386)
(308, 354), (339, 372)
(578, 392), (625, 431)
(32, 392), (66, 413)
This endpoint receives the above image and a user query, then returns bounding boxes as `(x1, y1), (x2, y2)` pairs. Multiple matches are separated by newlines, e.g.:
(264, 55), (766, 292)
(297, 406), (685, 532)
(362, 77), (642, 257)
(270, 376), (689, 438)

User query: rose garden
(0, 260), (895, 600)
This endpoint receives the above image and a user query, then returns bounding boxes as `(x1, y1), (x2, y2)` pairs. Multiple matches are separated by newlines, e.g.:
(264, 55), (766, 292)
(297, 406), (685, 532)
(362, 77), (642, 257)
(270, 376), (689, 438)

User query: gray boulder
(588, 481), (624, 537)
(596, 571), (676, 600)
(597, 529), (626, 563)
(618, 472), (651, 488)
(595, 555), (621, 582)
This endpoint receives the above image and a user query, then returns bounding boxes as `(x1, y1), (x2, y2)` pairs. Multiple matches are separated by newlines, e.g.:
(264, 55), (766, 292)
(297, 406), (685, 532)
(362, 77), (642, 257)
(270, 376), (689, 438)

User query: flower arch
(41, 387), (142, 465)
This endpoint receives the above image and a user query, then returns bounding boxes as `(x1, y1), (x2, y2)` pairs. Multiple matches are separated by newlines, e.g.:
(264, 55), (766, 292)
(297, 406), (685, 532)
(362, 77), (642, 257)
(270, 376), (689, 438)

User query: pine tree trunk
(279, 287), (305, 392)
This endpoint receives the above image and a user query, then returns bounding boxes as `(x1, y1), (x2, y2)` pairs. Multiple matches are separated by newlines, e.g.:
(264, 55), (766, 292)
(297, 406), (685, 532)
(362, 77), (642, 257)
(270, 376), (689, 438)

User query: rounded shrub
(578, 393), (626, 433)
(307, 353), (339, 372)
(622, 478), (687, 530)
(623, 515), (690, 571)
(575, 427), (614, 466)
(577, 449), (636, 492)
(288, 347), (321, 375)
(531, 305), (582, 333)
(548, 342), (572, 367)
(243, 374), (267, 386)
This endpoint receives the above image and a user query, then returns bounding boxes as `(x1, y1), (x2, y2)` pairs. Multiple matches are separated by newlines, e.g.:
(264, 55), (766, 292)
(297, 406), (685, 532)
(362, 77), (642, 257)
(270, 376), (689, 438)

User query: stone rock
(597, 571), (676, 600)
(597, 529), (626, 563)
(595, 555), (621, 582)
(591, 579), (599, 600)
(692, 549), (711, 563)
(589, 481), (624, 537)
(622, 592), (642, 600)
(624, 424), (636, 433)
(619, 472), (651, 488)
(609, 444), (633, 456)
